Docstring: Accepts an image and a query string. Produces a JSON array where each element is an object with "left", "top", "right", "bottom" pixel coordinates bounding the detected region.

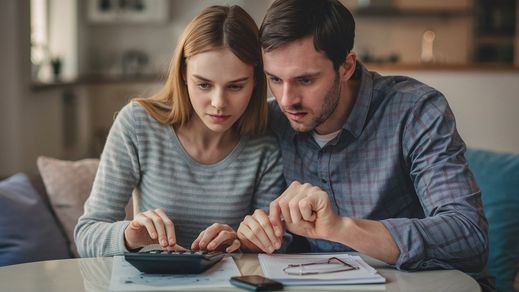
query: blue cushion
[
  {"left": 0, "top": 173, "right": 69, "bottom": 266},
  {"left": 465, "top": 149, "right": 519, "bottom": 292}
]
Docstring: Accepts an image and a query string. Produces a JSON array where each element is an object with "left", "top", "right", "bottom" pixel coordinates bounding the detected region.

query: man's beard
[{"left": 285, "top": 73, "right": 341, "bottom": 133}]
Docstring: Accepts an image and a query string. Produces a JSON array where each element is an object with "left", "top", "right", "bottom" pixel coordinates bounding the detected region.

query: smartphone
[{"left": 230, "top": 275, "right": 283, "bottom": 291}]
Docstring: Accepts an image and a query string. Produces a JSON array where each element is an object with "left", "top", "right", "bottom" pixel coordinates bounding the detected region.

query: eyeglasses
[{"left": 282, "top": 257, "right": 359, "bottom": 276}]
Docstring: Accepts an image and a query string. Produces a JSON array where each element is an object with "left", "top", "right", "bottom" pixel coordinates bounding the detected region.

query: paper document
[
  {"left": 109, "top": 256, "right": 240, "bottom": 291},
  {"left": 259, "top": 253, "right": 385, "bottom": 286}
]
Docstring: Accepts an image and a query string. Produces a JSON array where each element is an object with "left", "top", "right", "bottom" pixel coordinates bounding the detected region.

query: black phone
[{"left": 230, "top": 275, "right": 284, "bottom": 291}]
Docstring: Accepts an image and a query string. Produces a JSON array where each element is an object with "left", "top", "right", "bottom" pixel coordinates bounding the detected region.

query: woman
[{"left": 74, "top": 5, "right": 284, "bottom": 257}]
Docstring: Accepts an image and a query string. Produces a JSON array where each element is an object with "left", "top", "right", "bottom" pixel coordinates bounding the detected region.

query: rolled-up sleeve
[{"left": 382, "top": 91, "right": 488, "bottom": 272}]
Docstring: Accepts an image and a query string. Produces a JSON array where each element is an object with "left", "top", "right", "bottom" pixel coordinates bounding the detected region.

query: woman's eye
[{"left": 197, "top": 83, "right": 210, "bottom": 90}]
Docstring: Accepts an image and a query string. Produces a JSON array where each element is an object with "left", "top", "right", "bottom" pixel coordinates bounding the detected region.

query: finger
[
  {"left": 200, "top": 224, "right": 229, "bottom": 250},
  {"left": 144, "top": 210, "right": 168, "bottom": 247},
  {"left": 237, "top": 223, "right": 269, "bottom": 253},
  {"left": 135, "top": 213, "right": 158, "bottom": 241},
  {"left": 244, "top": 217, "right": 275, "bottom": 253},
  {"left": 168, "top": 243, "right": 187, "bottom": 252},
  {"left": 268, "top": 201, "right": 283, "bottom": 237},
  {"left": 191, "top": 230, "right": 205, "bottom": 250},
  {"left": 155, "top": 208, "right": 177, "bottom": 246},
  {"left": 278, "top": 196, "right": 292, "bottom": 224},
  {"left": 226, "top": 239, "right": 241, "bottom": 253},
  {"left": 288, "top": 193, "right": 305, "bottom": 224},
  {"left": 299, "top": 197, "right": 316, "bottom": 221},
  {"left": 254, "top": 209, "right": 281, "bottom": 249},
  {"left": 207, "top": 230, "right": 235, "bottom": 251}
]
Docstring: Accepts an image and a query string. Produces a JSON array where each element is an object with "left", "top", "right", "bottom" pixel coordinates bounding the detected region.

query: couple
[{"left": 75, "top": 0, "right": 487, "bottom": 274}]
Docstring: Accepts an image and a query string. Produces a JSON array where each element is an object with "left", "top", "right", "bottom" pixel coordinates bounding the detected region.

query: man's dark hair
[{"left": 260, "top": 0, "right": 355, "bottom": 70}]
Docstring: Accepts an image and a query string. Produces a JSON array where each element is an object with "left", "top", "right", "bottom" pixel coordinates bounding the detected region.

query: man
[{"left": 237, "top": 0, "right": 488, "bottom": 273}]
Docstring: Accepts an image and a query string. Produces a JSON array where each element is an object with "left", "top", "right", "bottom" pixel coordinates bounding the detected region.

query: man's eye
[
  {"left": 269, "top": 76, "right": 281, "bottom": 84},
  {"left": 298, "top": 78, "right": 312, "bottom": 85},
  {"left": 228, "top": 84, "right": 244, "bottom": 91},
  {"left": 197, "top": 83, "right": 210, "bottom": 90}
]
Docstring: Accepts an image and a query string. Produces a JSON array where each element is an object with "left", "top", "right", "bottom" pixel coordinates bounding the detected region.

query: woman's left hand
[{"left": 191, "top": 223, "right": 240, "bottom": 253}]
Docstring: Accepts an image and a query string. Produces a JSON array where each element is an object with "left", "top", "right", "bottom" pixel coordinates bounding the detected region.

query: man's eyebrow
[{"left": 192, "top": 75, "right": 249, "bottom": 83}]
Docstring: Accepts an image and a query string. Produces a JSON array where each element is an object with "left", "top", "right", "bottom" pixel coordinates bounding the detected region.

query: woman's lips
[{"left": 208, "top": 114, "right": 231, "bottom": 123}]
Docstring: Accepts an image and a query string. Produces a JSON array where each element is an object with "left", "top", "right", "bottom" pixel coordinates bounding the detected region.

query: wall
[
  {"left": 377, "top": 69, "right": 519, "bottom": 154},
  {"left": 0, "top": 0, "right": 89, "bottom": 177},
  {"left": 0, "top": 0, "right": 21, "bottom": 176}
]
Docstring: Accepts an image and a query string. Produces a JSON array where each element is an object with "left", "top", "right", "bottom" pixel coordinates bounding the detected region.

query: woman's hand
[
  {"left": 124, "top": 208, "right": 186, "bottom": 251},
  {"left": 191, "top": 223, "right": 240, "bottom": 253},
  {"left": 237, "top": 209, "right": 283, "bottom": 254}
]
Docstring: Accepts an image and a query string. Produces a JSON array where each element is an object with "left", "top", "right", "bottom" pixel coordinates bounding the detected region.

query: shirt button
[{"left": 321, "top": 178, "right": 327, "bottom": 184}]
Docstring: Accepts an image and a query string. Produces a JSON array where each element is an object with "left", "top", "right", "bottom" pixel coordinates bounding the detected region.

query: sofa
[{"left": 0, "top": 150, "right": 518, "bottom": 291}]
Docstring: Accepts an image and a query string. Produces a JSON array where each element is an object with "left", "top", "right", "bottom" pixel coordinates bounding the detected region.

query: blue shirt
[{"left": 269, "top": 62, "right": 488, "bottom": 272}]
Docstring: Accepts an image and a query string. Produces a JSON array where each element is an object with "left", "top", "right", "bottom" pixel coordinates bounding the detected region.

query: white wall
[{"left": 377, "top": 69, "right": 519, "bottom": 154}]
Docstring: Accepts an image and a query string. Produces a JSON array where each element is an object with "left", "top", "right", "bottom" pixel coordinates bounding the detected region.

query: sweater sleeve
[
  {"left": 74, "top": 103, "right": 141, "bottom": 257},
  {"left": 251, "top": 136, "right": 285, "bottom": 212}
]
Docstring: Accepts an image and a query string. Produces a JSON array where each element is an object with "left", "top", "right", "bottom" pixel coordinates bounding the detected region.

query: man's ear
[{"left": 338, "top": 52, "right": 357, "bottom": 81}]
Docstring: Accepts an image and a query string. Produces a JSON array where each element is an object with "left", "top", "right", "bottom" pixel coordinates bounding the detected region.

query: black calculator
[{"left": 124, "top": 249, "right": 226, "bottom": 274}]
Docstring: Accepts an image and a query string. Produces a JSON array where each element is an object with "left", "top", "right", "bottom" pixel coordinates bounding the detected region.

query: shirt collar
[{"left": 341, "top": 61, "right": 374, "bottom": 139}]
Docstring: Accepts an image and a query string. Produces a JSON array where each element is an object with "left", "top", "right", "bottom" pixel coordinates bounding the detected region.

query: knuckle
[
  {"left": 278, "top": 197, "right": 288, "bottom": 208},
  {"left": 288, "top": 200, "right": 299, "bottom": 209}
]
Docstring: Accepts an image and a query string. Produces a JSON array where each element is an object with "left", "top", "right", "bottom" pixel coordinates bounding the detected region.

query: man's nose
[{"left": 279, "top": 83, "right": 300, "bottom": 108}]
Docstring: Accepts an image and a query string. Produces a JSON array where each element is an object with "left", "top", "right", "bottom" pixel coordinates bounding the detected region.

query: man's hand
[
  {"left": 237, "top": 209, "right": 283, "bottom": 254},
  {"left": 269, "top": 181, "right": 342, "bottom": 241},
  {"left": 124, "top": 208, "right": 186, "bottom": 251},
  {"left": 191, "top": 223, "right": 240, "bottom": 253}
]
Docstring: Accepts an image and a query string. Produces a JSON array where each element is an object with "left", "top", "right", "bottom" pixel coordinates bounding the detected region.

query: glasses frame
[{"left": 282, "top": 256, "right": 359, "bottom": 276}]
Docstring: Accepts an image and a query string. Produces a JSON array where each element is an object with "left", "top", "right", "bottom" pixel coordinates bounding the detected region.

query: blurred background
[{"left": 1, "top": 0, "right": 518, "bottom": 177}]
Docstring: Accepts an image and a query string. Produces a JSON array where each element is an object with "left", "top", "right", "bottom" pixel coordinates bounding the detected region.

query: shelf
[
  {"left": 364, "top": 62, "right": 519, "bottom": 72},
  {"left": 31, "top": 73, "right": 164, "bottom": 90},
  {"left": 353, "top": 8, "right": 472, "bottom": 18}
]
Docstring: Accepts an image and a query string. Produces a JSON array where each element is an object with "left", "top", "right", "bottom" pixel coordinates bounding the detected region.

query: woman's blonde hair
[{"left": 134, "top": 5, "right": 268, "bottom": 135}]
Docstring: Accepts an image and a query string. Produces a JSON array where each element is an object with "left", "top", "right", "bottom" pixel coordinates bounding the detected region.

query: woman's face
[{"left": 185, "top": 47, "right": 254, "bottom": 134}]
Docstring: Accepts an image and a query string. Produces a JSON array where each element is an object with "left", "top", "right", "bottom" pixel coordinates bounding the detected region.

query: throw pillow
[
  {"left": 465, "top": 148, "right": 519, "bottom": 292},
  {"left": 0, "top": 173, "right": 70, "bottom": 266},
  {"left": 37, "top": 156, "right": 100, "bottom": 257}
]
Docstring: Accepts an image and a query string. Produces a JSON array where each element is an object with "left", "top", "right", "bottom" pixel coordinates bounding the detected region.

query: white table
[{"left": 0, "top": 253, "right": 480, "bottom": 291}]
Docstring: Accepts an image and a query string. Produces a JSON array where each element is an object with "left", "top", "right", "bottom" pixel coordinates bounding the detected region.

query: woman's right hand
[{"left": 124, "top": 208, "right": 186, "bottom": 251}]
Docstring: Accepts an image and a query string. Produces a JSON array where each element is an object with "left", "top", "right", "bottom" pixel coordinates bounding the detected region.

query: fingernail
[
  {"left": 200, "top": 241, "right": 205, "bottom": 247},
  {"left": 161, "top": 239, "right": 167, "bottom": 246},
  {"left": 208, "top": 243, "right": 214, "bottom": 249}
]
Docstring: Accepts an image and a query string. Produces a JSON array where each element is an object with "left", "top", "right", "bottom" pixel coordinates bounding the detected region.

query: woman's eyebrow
[{"left": 192, "top": 75, "right": 250, "bottom": 83}]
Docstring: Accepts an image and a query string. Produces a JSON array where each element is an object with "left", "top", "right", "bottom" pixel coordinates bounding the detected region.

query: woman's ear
[{"left": 339, "top": 52, "right": 357, "bottom": 81}]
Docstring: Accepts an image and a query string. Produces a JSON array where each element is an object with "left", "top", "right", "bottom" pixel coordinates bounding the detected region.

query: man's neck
[{"left": 314, "top": 79, "right": 360, "bottom": 135}]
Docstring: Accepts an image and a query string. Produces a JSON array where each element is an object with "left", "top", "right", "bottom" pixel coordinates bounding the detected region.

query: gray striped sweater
[{"left": 74, "top": 102, "right": 285, "bottom": 257}]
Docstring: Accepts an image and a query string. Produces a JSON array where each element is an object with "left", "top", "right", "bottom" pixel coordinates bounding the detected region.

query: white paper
[
  {"left": 109, "top": 255, "right": 240, "bottom": 291},
  {"left": 259, "top": 253, "right": 386, "bottom": 285}
]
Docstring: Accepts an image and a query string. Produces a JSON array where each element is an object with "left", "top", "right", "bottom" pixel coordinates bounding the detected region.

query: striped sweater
[{"left": 74, "top": 102, "right": 285, "bottom": 257}]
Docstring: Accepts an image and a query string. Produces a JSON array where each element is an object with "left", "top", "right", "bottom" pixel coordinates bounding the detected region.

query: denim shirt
[{"left": 269, "top": 62, "right": 488, "bottom": 272}]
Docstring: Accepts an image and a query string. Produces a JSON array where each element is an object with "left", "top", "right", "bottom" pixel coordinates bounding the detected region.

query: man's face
[{"left": 263, "top": 36, "right": 343, "bottom": 133}]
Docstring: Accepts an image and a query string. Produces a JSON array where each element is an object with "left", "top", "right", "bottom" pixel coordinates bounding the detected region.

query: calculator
[{"left": 124, "top": 249, "right": 226, "bottom": 274}]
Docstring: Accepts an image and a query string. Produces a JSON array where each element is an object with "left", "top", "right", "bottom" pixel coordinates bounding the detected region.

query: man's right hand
[
  {"left": 237, "top": 209, "right": 283, "bottom": 254},
  {"left": 124, "top": 208, "right": 186, "bottom": 251}
]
